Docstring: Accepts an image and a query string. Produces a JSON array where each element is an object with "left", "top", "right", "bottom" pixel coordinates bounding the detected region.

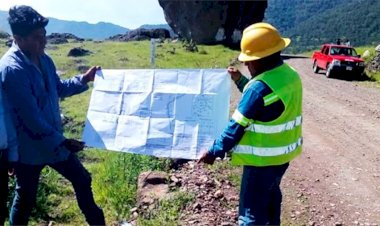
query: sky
[{"left": 0, "top": 0, "right": 167, "bottom": 29}]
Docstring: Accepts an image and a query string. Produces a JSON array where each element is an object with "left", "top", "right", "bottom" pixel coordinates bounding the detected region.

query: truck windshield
[{"left": 330, "top": 47, "right": 358, "bottom": 57}]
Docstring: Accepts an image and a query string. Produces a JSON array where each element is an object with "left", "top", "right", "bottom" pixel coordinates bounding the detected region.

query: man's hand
[
  {"left": 82, "top": 66, "right": 101, "bottom": 83},
  {"left": 227, "top": 66, "right": 242, "bottom": 82},
  {"left": 197, "top": 150, "right": 216, "bottom": 165},
  {"left": 62, "top": 138, "right": 85, "bottom": 153}
]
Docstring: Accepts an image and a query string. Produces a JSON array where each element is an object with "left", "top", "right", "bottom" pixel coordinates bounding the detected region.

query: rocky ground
[
  {"left": 174, "top": 161, "right": 239, "bottom": 226},
  {"left": 135, "top": 58, "right": 380, "bottom": 226}
]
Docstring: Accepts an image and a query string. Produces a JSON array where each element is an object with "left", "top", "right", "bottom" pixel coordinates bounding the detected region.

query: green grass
[
  {"left": 46, "top": 40, "right": 239, "bottom": 73},
  {"left": 137, "top": 191, "right": 194, "bottom": 226}
]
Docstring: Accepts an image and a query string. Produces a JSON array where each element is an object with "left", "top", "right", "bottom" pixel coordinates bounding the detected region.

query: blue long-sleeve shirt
[
  {"left": 208, "top": 70, "right": 285, "bottom": 159},
  {"left": 0, "top": 78, "right": 18, "bottom": 162},
  {"left": 0, "top": 43, "right": 89, "bottom": 165}
]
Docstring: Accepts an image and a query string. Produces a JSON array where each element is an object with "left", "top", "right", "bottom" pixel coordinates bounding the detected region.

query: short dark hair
[{"left": 8, "top": 5, "right": 49, "bottom": 37}]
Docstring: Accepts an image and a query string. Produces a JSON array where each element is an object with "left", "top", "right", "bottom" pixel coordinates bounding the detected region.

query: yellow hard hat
[{"left": 238, "top": 22, "right": 291, "bottom": 62}]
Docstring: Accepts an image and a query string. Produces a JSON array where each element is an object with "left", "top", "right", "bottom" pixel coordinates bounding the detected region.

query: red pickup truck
[{"left": 311, "top": 44, "right": 365, "bottom": 78}]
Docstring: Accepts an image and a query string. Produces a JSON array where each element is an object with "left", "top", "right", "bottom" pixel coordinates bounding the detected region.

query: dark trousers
[
  {"left": 0, "top": 150, "right": 8, "bottom": 225},
  {"left": 9, "top": 154, "right": 105, "bottom": 226},
  {"left": 238, "top": 163, "right": 289, "bottom": 226}
]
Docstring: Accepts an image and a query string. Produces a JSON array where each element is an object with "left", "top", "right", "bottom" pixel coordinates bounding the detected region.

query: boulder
[
  {"left": 108, "top": 28, "right": 171, "bottom": 42},
  {"left": 158, "top": 0, "right": 267, "bottom": 46},
  {"left": 137, "top": 171, "right": 170, "bottom": 207},
  {"left": 67, "top": 47, "right": 92, "bottom": 57}
]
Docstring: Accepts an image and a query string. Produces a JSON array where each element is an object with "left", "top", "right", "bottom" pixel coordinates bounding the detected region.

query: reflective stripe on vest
[
  {"left": 232, "top": 109, "right": 302, "bottom": 134},
  {"left": 234, "top": 137, "right": 302, "bottom": 156},
  {"left": 246, "top": 115, "right": 302, "bottom": 134}
]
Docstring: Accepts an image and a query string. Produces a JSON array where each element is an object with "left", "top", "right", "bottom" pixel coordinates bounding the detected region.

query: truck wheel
[
  {"left": 313, "top": 60, "right": 320, "bottom": 73},
  {"left": 326, "top": 63, "right": 333, "bottom": 78}
]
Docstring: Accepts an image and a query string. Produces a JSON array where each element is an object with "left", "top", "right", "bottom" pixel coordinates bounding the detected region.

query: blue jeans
[
  {"left": 0, "top": 149, "right": 8, "bottom": 225},
  {"left": 9, "top": 153, "right": 105, "bottom": 225},
  {"left": 238, "top": 163, "right": 289, "bottom": 226}
]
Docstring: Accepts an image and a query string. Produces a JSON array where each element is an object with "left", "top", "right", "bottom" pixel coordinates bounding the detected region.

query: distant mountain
[
  {"left": 0, "top": 10, "right": 129, "bottom": 40},
  {"left": 265, "top": 0, "right": 380, "bottom": 53},
  {"left": 47, "top": 18, "right": 129, "bottom": 40}
]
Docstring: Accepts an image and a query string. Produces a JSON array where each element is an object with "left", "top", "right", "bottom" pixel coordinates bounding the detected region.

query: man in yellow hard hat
[{"left": 199, "top": 22, "right": 303, "bottom": 225}]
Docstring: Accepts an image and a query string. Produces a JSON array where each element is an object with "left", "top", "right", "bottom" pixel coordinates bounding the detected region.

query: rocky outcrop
[
  {"left": 47, "top": 33, "right": 81, "bottom": 40},
  {"left": 108, "top": 28, "right": 171, "bottom": 42},
  {"left": 47, "top": 33, "right": 84, "bottom": 44},
  {"left": 158, "top": 0, "right": 267, "bottom": 47},
  {"left": 366, "top": 44, "right": 380, "bottom": 73}
]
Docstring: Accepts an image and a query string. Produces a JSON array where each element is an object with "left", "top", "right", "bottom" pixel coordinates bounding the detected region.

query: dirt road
[{"left": 280, "top": 58, "right": 380, "bottom": 225}]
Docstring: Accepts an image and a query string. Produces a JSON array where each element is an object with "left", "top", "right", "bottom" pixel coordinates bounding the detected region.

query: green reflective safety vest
[{"left": 231, "top": 63, "right": 303, "bottom": 166}]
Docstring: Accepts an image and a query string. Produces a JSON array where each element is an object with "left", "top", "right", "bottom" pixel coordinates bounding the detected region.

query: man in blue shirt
[
  {"left": 199, "top": 23, "right": 303, "bottom": 225},
  {"left": 0, "top": 71, "right": 18, "bottom": 225},
  {"left": 0, "top": 5, "right": 105, "bottom": 225}
]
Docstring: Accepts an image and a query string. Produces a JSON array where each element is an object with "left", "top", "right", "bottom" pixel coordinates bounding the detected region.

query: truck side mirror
[{"left": 357, "top": 55, "right": 361, "bottom": 58}]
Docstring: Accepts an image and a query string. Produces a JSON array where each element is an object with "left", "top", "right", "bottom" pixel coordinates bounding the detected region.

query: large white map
[{"left": 82, "top": 69, "right": 230, "bottom": 159}]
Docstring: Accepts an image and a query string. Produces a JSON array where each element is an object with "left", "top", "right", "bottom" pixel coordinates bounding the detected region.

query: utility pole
[{"left": 150, "top": 38, "right": 158, "bottom": 68}]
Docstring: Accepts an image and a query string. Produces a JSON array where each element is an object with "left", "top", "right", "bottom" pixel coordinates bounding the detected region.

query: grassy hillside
[
  {"left": 0, "top": 39, "right": 239, "bottom": 225},
  {"left": 265, "top": 0, "right": 358, "bottom": 33},
  {"left": 265, "top": 0, "right": 380, "bottom": 53}
]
